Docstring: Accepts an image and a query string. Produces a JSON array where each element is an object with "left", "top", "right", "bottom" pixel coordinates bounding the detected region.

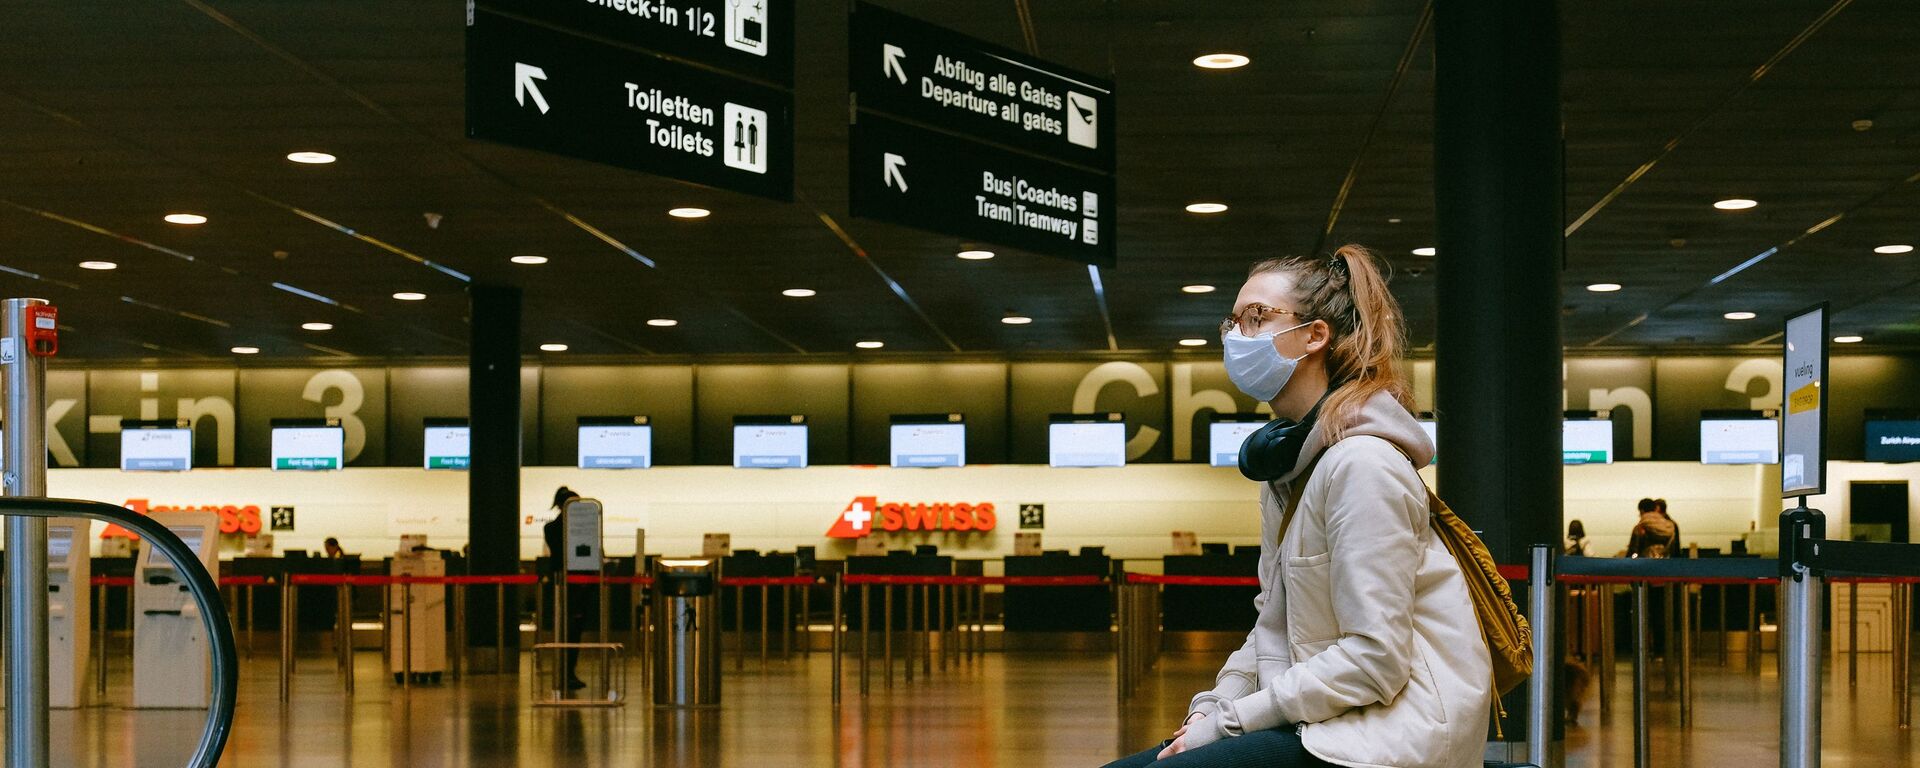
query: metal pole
[
  {"left": 1633, "top": 582, "right": 1649, "bottom": 768},
  {"left": 3, "top": 296, "right": 52, "bottom": 768},
  {"left": 495, "top": 583, "right": 508, "bottom": 675},
  {"left": 1847, "top": 580, "right": 1857, "bottom": 687},
  {"left": 733, "top": 585, "right": 745, "bottom": 672},
  {"left": 1896, "top": 582, "right": 1911, "bottom": 730},
  {"left": 1748, "top": 583, "right": 1761, "bottom": 673},
  {"left": 759, "top": 583, "right": 769, "bottom": 669},
  {"left": 1599, "top": 583, "right": 1613, "bottom": 717},
  {"left": 859, "top": 583, "right": 871, "bottom": 697},
  {"left": 453, "top": 583, "right": 466, "bottom": 680},
  {"left": 1115, "top": 582, "right": 1129, "bottom": 700},
  {"left": 94, "top": 583, "right": 107, "bottom": 699},
  {"left": 800, "top": 583, "right": 811, "bottom": 657},
  {"left": 884, "top": 585, "right": 894, "bottom": 689},
  {"left": 280, "top": 580, "right": 297, "bottom": 702},
  {"left": 1527, "top": 545, "right": 1553, "bottom": 768},
  {"left": 341, "top": 584, "right": 354, "bottom": 693},
  {"left": 1779, "top": 505, "right": 1824, "bottom": 768},
  {"left": 402, "top": 582, "right": 414, "bottom": 690},
  {"left": 903, "top": 585, "right": 914, "bottom": 683},
  {"left": 830, "top": 574, "right": 842, "bottom": 704},
  {"left": 1680, "top": 583, "right": 1693, "bottom": 726}
]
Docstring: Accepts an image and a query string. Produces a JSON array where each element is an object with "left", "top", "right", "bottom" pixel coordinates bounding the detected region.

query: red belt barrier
[
  {"left": 1123, "top": 574, "right": 1258, "bottom": 587},
  {"left": 89, "top": 576, "right": 134, "bottom": 587},
  {"left": 1559, "top": 575, "right": 1774, "bottom": 586},
  {"left": 565, "top": 574, "right": 656, "bottom": 586},
  {"left": 1828, "top": 575, "right": 1920, "bottom": 584},
  {"left": 287, "top": 574, "right": 539, "bottom": 587},
  {"left": 219, "top": 575, "right": 274, "bottom": 587},
  {"left": 719, "top": 576, "right": 815, "bottom": 587},
  {"left": 1497, "top": 565, "right": 1530, "bottom": 581},
  {"left": 841, "top": 574, "right": 1106, "bottom": 587}
]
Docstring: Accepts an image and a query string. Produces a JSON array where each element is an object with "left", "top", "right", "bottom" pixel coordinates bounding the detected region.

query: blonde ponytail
[{"left": 1247, "top": 244, "right": 1413, "bottom": 440}]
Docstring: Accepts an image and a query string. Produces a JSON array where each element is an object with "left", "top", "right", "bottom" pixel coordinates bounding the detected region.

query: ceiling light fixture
[
  {"left": 230, "top": 346, "right": 260, "bottom": 355},
  {"left": 855, "top": 340, "right": 885, "bottom": 349},
  {"left": 539, "top": 343, "right": 569, "bottom": 352},
  {"left": 1178, "top": 338, "right": 1208, "bottom": 347},
  {"left": 1181, "top": 284, "right": 1216, "bottom": 294},
  {"left": 78, "top": 260, "right": 117, "bottom": 271},
  {"left": 1834, "top": 335, "right": 1864, "bottom": 344},
  {"left": 957, "top": 250, "right": 996, "bottom": 260},
  {"left": 782, "top": 288, "right": 817, "bottom": 298},
  {"left": 667, "top": 207, "right": 711, "bottom": 219},
  {"left": 1712, "top": 198, "right": 1758, "bottom": 211},
  {"left": 1001, "top": 314, "right": 1033, "bottom": 326},
  {"left": 301, "top": 322, "right": 334, "bottom": 331},
  {"left": 1184, "top": 202, "right": 1229, "bottom": 214},
  {"left": 509, "top": 255, "right": 549, "bottom": 265},
  {"left": 1586, "top": 283, "right": 1623, "bottom": 293},
  {"left": 392, "top": 291, "right": 426, "bottom": 301},
  {"left": 1723, "top": 312, "right": 1757, "bottom": 321},
  {"left": 1192, "top": 53, "right": 1250, "bottom": 70},
  {"left": 1874, "top": 244, "right": 1913, "bottom": 255},
  {"left": 646, "top": 318, "right": 678, "bottom": 327},
  {"left": 285, "top": 151, "right": 336, "bottom": 164},
  {"left": 164, "top": 213, "right": 208, "bottom": 225},
  {"left": 1412, "top": 247, "right": 1437, "bottom": 257}
]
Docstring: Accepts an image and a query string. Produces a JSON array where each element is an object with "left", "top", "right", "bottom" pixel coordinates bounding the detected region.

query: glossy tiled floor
[{"left": 40, "top": 642, "right": 1919, "bottom": 767}]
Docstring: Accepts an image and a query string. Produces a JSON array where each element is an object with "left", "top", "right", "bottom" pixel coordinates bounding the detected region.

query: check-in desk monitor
[
  {"left": 1864, "top": 410, "right": 1920, "bottom": 463},
  {"left": 1562, "top": 417, "right": 1614, "bottom": 465},
  {"left": 1049, "top": 413, "right": 1127, "bottom": 468},
  {"left": 48, "top": 519, "right": 94, "bottom": 708},
  {"left": 890, "top": 414, "right": 965, "bottom": 468},
  {"left": 423, "top": 418, "right": 470, "bottom": 470},
  {"left": 271, "top": 418, "right": 344, "bottom": 470},
  {"left": 133, "top": 512, "right": 219, "bottom": 709},
  {"left": 1207, "top": 414, "right": 1268, "bottom": 468},
  {"left": 579, "top": 416, "right": 653, "bottom": 468},
  {"left": 120, "top": 421, "right": 192, "bottom": 472},
  {"left": 734, "top": 415, "right": 808, "bottom": 468},
  {"left": 1701, "top": 411, "right": 1779, "bottom": 465}
]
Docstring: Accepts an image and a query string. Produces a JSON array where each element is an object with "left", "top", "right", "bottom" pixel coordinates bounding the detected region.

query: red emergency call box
[{"left": 25, "top": 304, "right": 56, "bottom": 356}]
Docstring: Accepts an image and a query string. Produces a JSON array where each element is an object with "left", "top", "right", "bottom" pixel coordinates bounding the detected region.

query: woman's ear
[{"left": 1304, "top": 319, "right": 1334, "bottom": 354}]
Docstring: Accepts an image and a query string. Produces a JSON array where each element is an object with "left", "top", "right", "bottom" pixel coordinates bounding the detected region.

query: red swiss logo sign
[{"left": 826, "top": 496, "right": 996, "bottom": 539}]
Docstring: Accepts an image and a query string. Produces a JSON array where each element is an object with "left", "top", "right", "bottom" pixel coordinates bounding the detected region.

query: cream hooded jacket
[{"left": 1184, "top": 392, "right": 1492, "bottom": 768}]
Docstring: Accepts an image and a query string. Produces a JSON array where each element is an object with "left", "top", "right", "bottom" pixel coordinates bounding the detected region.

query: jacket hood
[{"left": 1274, "top": 389, "right": 1433, "bottom": 484}]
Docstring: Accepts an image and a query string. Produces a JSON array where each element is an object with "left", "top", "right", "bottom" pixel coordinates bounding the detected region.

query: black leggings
[{"left": 1102, "top": 728, "right": 1335, "bottom": 768}]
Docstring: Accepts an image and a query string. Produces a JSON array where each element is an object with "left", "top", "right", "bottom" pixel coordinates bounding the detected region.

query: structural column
[
  {"left": 1433, "top": 0, "right": 1565, "bottom": 755},
  {"left": 468, "top": 284, "right": 523, "bottom": 670}
]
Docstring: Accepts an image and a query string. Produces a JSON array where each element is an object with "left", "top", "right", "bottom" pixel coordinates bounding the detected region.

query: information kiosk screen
[
  {"left": 1701, "top": 416, "right": 1779, "bottom": 465},
  {"left": 579, "top": 421, "right": 654, "bottom": 468},
  {"left": 423, "top": 422, "right": 470, "bottom": 470},
  {"left": 271, "top": 426, "right": 344, "bottom": 470},
  {"left": 890, "top": 415, "right": 965, "bottom": 468},
  {"left": 121, "top": 427, "right": 192, "bottom": 472},
  {"left": 1563, "top": 420, "right": 1614, "bottom": 465},
  {"left": 1049, "top": 417, "right": 1126, "bottom": 468},
  {"left": 734, "top": 417, "right": 808, "bottom": 468}
]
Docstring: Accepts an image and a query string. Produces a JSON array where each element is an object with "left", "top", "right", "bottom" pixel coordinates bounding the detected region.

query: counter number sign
[{"left": 1019, "top": 504, "right": 1045, "bottom": 530}]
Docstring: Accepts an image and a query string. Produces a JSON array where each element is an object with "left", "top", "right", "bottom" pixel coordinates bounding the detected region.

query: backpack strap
[{"left": 1274, "top": 452, "right": 1324, "bottom": 549}]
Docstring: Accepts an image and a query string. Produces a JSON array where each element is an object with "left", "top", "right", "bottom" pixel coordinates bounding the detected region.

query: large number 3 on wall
[{"left": 303, "top": 370, "right": 366, "bottom": 462}]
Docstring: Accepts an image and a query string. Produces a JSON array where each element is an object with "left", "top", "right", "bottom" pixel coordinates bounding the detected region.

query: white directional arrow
[
  {"left": 515, "top": 62, "right": 550, "bottom": 114},
  {"left": 882, "top": 153, "right": 908, "bottom": 192},
  {"left": 882, "top": 44, "right": 908, "bottom": 85}
]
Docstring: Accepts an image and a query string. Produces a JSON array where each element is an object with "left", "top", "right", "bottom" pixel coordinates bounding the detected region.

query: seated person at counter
[
  {"left": 1105, "top": 246, "right": 1491, "bottom": 768},
  {"left": 322, "top": 537, "right": 346, "bottom": 559}
]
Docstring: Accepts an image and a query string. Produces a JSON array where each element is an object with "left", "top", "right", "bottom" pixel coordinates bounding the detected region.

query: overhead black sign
[
  {"left": 466, "top": 9, "right": 793, "bottom": 200},
  {"left": 850, "top": 2, "right": 1114, "bottom": 173},
  {"left": 851, "top": 114, "right": 1114, "bottom": 267},
  {"left": 478, "top": 0, "right": 794, "bottom": 85}
]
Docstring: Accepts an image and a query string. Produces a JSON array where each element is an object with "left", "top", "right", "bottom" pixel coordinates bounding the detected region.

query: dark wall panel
[
  {"left": 849, "top": 363, "right": 1009, "bottom": 465},
  {"left": 694, "top": 364, "right": 850, "bottom": 466},
  {"left": 540, "top": 365, "right": 695, "bottom": 466},
  {"left": 1009, "top": 361, "right": 1170, "bottom": 464},
  {"left": 237, "top": 369, "right": 388, "bottom": 467}
]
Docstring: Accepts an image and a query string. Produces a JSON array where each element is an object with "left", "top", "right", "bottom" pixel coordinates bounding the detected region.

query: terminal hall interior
[{"left": 0, "top": 1, "right": 1918, "bottom": 767}]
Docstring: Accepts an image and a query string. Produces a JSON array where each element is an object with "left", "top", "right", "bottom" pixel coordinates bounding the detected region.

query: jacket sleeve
[
  {"left": 1187, "top": 587, "right": 1268, "bottom": 720},
  {"left": 1187, "top": 439, "right": 1423, "bottom": 747}
]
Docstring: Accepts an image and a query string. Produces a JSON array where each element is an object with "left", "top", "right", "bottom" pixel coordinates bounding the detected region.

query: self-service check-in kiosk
[
  {"left": 388, "top": 534, "right": 446, "bottom": 684},
  {"left": 48, "top": 518, "right": 93, "bottom": 709},
  {"left": 133, "top": 511, "right": 218, "bottom": 709}
]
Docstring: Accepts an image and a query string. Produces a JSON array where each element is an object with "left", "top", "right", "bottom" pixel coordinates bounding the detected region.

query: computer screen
[
  {"left": 1701, "top": 417, "right": 1779, "bottom": 465},
  {"left": 48, "top": 526, "right": 73, "bottom": 562},
  {"left": 1048, "top": 418, "right": 1127, "bottom": 468},
  {"left": 1207, "top": 416, "right": 1267, "bottom": 468},
  {"left": 734, "top": 418, "right": 808, "bottom": 468},
  {"left": 121, "top": 427, "right": 192, "bottom": 471},
  {"left": 423, "top": 423, "right": 470, "bottom": 470},
  {"left": 1562, "top": 420, "right": 1614, "bottom": 465},
  {"left": 578, "top": 420, "right": 653, "bottom": 468},
  {"left": 142, "top": 527, "right": 204, "bottom": 568},
  {"left": 890, "top": 416, "right": 966, "bottom": 468},
  {"left": 1864, "top": 417, "right": 1920, "bottom": 463},
  {"left": 271, "top": 426, "right": 344, "bottom": 470}
]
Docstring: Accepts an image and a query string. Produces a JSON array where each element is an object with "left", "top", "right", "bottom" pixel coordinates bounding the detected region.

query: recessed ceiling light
[
  {"left": 301, "top": 322, "right": 334, "bottom": 331},
  {"left": 646, "top": 318, "right": 678, "bottom": 327},
  {"left": 164, "top": 213, "right": 208, "bottom": 225},
  {"left": 392, "top": 291, "right": 426, "bottom": 301},
  {"left": 286, "top": 151, "right": 336, "bottom": 165},
  {"left": 855, "top": 340, "right": 885, "bottom": 349},
  {"left": 1412, "top": 246, "right": 1437, "bottom": 257},
  {"left": 1181, "top": 284, "right": 1216, "bottom": 294},
  {"left": 1834, "top": 335, "right": 1864, "bottom": 344},
  {"left": 1874, "top": 244, "right": 1913, "bottom": 255},
  {"left": 1586, "top": 283, "right": 1623, "bottom": 293},
  {"left": 1192, "top": 53, "right": 1250, "bottom": 70},
  {"left": 1712, "top": 198, "right": 1758, "bottom": 211},
  {"left": 1723, "top": 312, "right": 1757, "bottom": 321},
  {"left": 230, "top": 346, "right": 260, "bottom": 355},
  {"left": 1184, "top": 202, "right": 1229, "bottom": 214},
  {"left": 539, "top": 343, "right": 569, "bottom": 352},
  {"left": 509, "top": 255, "right": 549, "bottom": 265},
  {"left": 1001, "top": 314, "right": 1033, "bottom": 325},
  {"left": 1387, "top": 218, "right": 1403, "bottom": 224},
  {"left": 1178, "top": 338, "right": 1208, "bottom": 347},
  {"left": 78, "top": 260, "right": 117, "bottom": 271},
  {"left": 668, "top": 207, "right": 711, "bottom": 219},
  {"left": 782, "top": 288, "right": 817, "bottom": 298},
  {"left": 957, "top": 249, "right": 996, "bottom": 260}
]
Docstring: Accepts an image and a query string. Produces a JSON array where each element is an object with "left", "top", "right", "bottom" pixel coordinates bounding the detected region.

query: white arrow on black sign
[
  {"left": 882, "top": 44, "right": 908, "bottom": 85},
  {"left": 882, "top": 153, "right": 908, "bottom": 191},
  {"left": 515, "top": 62, "right": 550, "bottom": 114}
]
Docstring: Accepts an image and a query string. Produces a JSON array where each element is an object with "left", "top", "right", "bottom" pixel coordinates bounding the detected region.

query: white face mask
[{"left": 1221, "top": 321, "right": 1312, "bottom": 402}]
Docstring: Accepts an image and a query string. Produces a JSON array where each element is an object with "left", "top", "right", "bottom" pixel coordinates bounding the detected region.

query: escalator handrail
[{"left": 0, "top": 497, "right": 235, "bottom": 768}]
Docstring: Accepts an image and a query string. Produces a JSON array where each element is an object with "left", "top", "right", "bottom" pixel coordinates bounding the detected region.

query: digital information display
[
  {"left": 579, "top": 424, "right": 654, "bottom": 469},
  {"left": 1864, "top": 418, "right": 1920, "bottom": 463},
  {"left": 1563, "top": 420, "right": 1614, "bottom": 465},
  {"left": 121, "top": 428, "right": 192, "bottom": 472},
  {"left": 890, "top": 422, "right": 965, "bottom": 468},
  {"left": 1049, "top": 421, "right": 1127, "bottom": 468},
  {"left": 1208, "top": 419, "right": 1266, "bottom": 468},
  {"left": 734, "top": 423, "right": 808, "bottom": 468},
  {"left": 1701, "top": 418, "right": 1779, "bottom": 465},
  {"left": 144, "top": 527, "right": 205, "bottom": 568},
  {"left": 271, "top": 427, "right": 344, "bottom": 471},
  {"left": 423, "top": 425, "right": 470, "bottom": 470}
]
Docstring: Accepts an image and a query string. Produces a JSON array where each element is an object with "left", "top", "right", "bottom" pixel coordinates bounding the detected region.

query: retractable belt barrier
[
  {"left": 278, "top": 572, "right": 541, "bottom": 698},
  {"left": 1781, "top": 535, "right": 1920, "bottom": 767},
  {"left": 713, "top": 575, "right": 820, "bottom": 672}
]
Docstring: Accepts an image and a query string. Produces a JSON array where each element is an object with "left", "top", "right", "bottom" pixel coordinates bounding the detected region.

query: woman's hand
[{"left": 1156, "top": 734, "right": 1189, "bottom": 760}]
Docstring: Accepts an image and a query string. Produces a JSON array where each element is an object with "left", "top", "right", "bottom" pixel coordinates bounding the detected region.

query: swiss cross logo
[{"left": 826, "top": 496, "right": 880, "bottom": 539}]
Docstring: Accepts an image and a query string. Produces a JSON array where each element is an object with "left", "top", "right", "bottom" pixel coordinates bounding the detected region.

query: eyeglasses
[{"left": 1220, "top": 304, "right": 1310, "bottom": 338}]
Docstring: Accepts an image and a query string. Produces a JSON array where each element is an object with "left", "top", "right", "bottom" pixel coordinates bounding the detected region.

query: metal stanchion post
[
  {"left": 1748, "top": 583, "right": 1760, "bottom": 673},
  {"left": 1527, "top": 546, "right": 1553, "bottom": 768},
  {"left": 903, "top": 585, "right": 915, "bottom": 683},
  {"left": 1115, "top": 582, "right": 1129, "bottom": 701},
  {"left": 1848, "top": 580, "right": 1858, "bottom": 687},
  {"left": 1896, "top": 582, "right": 1911, "bottom": 729},
  {"left": 281, "top": 580, "right": 296, "bottom": 702},
  {"left": 1717, "top": 584, "right": 1728, "bottom": 665},
  {"left": 884, "top": 585, "right": 894, "bottom": 689},
  {"left": 938, "top": 584, "right": 948, "bottom": 672},
  {"left": 860, "top": 583, "right": 871, "bottom": 697},
  {"left": 800, "top": 582, "right": 812, "bottom": 657},
  {"left": 920, "top": 584, "right": 932, "bottom": 677},
  {"left": 453, "top": 583, "right": 466, "bottom": 681},
  {"left": 1679, "top": 583, "right": 1693, "bottom": 726},
  {"left": 495, "top": 583, "right": 508, "bottom": 675},
  {"left": 831, "top": 575, "right": 843, "bottom": 704},
  {"left": 1632, "top": 582, "right": 1649, "bottom": 768},
  {"left": 245, "top": 585, "right": 255, "bottom": 661},
  {"left": 759, "top": 583, "right": 770, "bottom": 669},
  {"left": 734, "top": 584, "right": 745, "bottom": 673},
  {"left": 340, "top": 583, "right": 354, "bottom": 693},
  {"left": 95, "top": 583, "right": 108, "bottom": 698},
  {"left": 402, "top": 582, "right": 414, "bottom": 690},
  {"left": 783, "top": 584, "right": 793, "bottom": 660},
  {"left": 1599, "top": 583, "right": 1614, "bottom": 717},
  {"left": 1779, "top": 505, "right": 1824, "bottom": 768}
]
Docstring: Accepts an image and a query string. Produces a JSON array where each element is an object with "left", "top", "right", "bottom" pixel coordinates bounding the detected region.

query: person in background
[
  {"left": 1565, "top": 520, "right": 1593, "bottom": 557},
  {"left": 323, "top": 537, "right": 345, "bottom": 559},
  {"left": 545, "top": 486, "right": 588, "bottom": 690},
  {"left": 1627, "top": 498, "right": 1679, "bottom": 558}
]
